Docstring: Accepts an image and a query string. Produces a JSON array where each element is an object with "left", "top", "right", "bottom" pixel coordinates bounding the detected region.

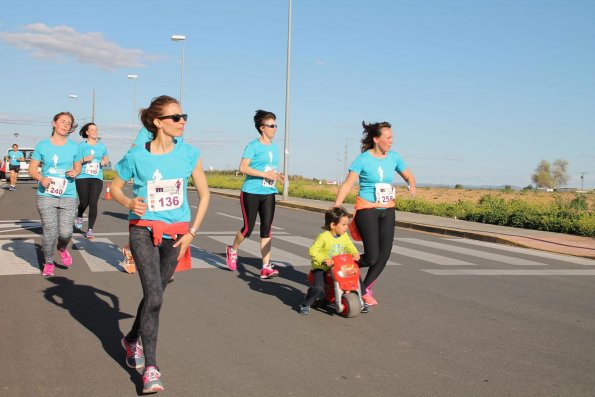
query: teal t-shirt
[
  {"left": 115, "top": 142, "right": 199, "bottom": 223},
  {"left": 77, "top": 141, "right": 108, "bottom": 180},
  {"left": 32, "top": 138, "right": 79, "bottom": 198},
  {"left": 349, "top": 150, "right": 407, "bottom": 203},
  {"left": 240, "top": 139, "right": 280, "bottom": 195},
  {"left": 8, "top": 150, "right": 24, "bottom": 165},
  {"left": 133, "top": 127, "right": 183, "bottom": 146}
]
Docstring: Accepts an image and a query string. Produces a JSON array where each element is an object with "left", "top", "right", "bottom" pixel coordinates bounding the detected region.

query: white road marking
[
  {"left": 72, "top": 237, "right": 125, "bottom": 272},
  {"left": 398, "top": 238, "right": 546, "bottom": 266},
  {"left": 208, "top": 235, "right": 307, "bottom": 268},
  {"left": 422, "top": 269, "right": 595, "bottom": 276},
  {"left": 450, "top": 238, "right": 595, "bottom": 266},
  {"left": 0, "top": 239, "right": 40, "bottom": 275}
]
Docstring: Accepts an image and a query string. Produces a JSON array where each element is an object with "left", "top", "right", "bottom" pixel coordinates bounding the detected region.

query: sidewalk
[{"left": 211, "top": 188, "right": 595, "bottom": 260}]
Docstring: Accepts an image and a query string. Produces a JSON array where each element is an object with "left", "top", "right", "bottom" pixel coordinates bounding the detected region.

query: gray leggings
[
  {"left": 125, "top": 226, "right": 180, "bottom": 367},
  {"left": 36, "top": 195, "right": 77, "bottom": 264}
]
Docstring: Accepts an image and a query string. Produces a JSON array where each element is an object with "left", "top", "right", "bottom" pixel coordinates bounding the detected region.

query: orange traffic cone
[{"left": 105, "top": 181, "right": 112, "bottom": 200}]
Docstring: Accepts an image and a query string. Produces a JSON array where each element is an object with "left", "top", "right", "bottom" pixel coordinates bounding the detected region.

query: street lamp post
[
  {"left": 282, "top": 0, "right": 292, "bottom": 200},
  {"left": 127, "top": 74, "right": 138, "bottom": 143},
  {"left": 68, "top": 90, "right": 96, "bottom": 122},
  {"left": 171, "top": 35, "right": 186, "bottom": 103}
]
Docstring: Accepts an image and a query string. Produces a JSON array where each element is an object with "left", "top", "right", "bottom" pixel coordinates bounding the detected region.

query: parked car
[{"left": 0, "top": 147, "right": 36, "bottom": 181}]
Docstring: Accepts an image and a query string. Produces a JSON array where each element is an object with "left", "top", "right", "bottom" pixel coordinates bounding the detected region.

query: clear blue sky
[{"left": 1, "top": 0, "right": 594, "bottom": 188}]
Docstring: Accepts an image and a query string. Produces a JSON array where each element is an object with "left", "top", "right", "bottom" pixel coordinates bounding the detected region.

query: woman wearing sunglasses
[
  {"left": 333, "top": 121, "right": 416, "bottom": 307},
  {"left": 225, "top": 109, "right": 285, "bottom": 278},
  {"left": 110, "top": 95, "right": 210, "bottom": 394},
  {"left": 122, "top": 124, "right": 185, "bottom": 276}
]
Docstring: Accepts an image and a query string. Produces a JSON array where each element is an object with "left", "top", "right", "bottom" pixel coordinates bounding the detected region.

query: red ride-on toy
[{"left": 308, "top": 253, "right": 364, "bottom": 318}]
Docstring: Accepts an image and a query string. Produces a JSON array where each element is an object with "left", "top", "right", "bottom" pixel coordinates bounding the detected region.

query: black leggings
[
  {"left": 355, "top": 208, "right": 395, "bottom": 291},
  {"left": 239, "top": 192, "right": 276, "bottom": 238},
  {"left": 125, "top": 226, "right": 180, "bottom": 367},
  {"left": 75, "top": 178, "right": 103, "bottom": 229},
  {"left": 303, "top": 270, "right": 326, "bottom": 306}
]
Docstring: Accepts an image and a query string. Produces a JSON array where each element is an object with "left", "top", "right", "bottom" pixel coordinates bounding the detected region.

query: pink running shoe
[
  {"left": 42, "top": 263, "right": 55, "bottom": 277},
  {"left": 58, "top": 248, "right": 72, "bottom": 267},
  {"left": 225, "top": 246, "right": 237, "bottom": 271},
  {"left": 121, "top": 337, "right": 145, "bottom": 369},
  {"left": 362, "top": 292, "right": 378, "bottom": 306},
  {"left": 260, "top": 264, "right": 279, "bottom": 279},
  {"left": 143, "top": 366, "right": 164, "bottom": 393}
]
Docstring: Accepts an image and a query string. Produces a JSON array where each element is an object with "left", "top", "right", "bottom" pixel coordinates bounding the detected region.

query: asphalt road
[{"left": 1, "top": 182, "right": 594, "bottom": 396}]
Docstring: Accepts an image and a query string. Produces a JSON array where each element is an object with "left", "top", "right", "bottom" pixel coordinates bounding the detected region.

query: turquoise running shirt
[
  {"left": 77, "top": 141, "right": 108, "bottom": 180},
  {"left": 8, "top": 150, "right": 24, "bottom": 166},
  {"left": 115, "top": 142, "right": 199, "bottom": 223},
  {"left": 240, "top": 138, "right": 280, "bottom": 195},
  {"left": 349, "top": 150, "right": 407, "bottom": 203},
  {"left": 32, "top": 138, "right": 80, "bottom": 198}
]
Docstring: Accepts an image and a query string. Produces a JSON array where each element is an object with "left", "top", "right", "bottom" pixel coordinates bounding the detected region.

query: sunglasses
[
  {"left": 158, "top": 114, "right": 188, "bottom": 122},
  {"left": 262, "top": 123, "right": 278, "bottom": 128}
]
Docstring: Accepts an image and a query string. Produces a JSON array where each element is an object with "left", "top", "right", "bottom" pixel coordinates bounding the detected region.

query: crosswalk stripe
[
  {"left": 72, "top": 237, "right": 124, "bottom": 272},
  {"left": 189, "top": 244, "right": 228, "bottom": 270},
  {"left": 450, "top": 238, "right": 595, "bottom": 266},
  {"left": 422, "top": 269, "right": 595, "bottom": 276},
  {"left": 397, "top": 238, "right": 546, "bottom": 266},
  {"left": 0, "top": 239, "right": 40, "bottom": 275},
  {"left": 391, "top": 245, "right": 476, "bottom": 266},
  {"left": 274, "top": 235, "right": 404, "bottom": 266},
  {"left": 0, "top": 232, "right": 591, "bottom": 277},
  {"left": 208, "top": 235, "right": 308, "bottom": 268}
]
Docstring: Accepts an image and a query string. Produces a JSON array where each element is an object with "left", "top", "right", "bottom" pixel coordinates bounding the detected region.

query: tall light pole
[
  {"left": 282, "top": 0, "right": 292, "bottom": 200},
  {"left": 171, "top": 34, "right": 186, "bottom": 103},
  {"left": 127, "top": 74, "right": 138, "bottom": 143}
]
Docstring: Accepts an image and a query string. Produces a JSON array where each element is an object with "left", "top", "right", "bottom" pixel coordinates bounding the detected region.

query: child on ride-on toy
[{"left": 298, "top": 207, "right": 368, "bottom": 315}]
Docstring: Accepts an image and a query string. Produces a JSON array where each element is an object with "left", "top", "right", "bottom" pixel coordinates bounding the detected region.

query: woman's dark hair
[
  {"left": 360, "top": 121, "right": 392, "bottom": 152},
  {"left": 323, "top": 207, "right": 351, "bottom": 231},
  {"left": 52, "top": 112, "right": 77, "bottom": 135},
  {"left": 254, "top": 109, "right": 276, "bottom": 134},
  {"left": 79, "top": 122, "right": 96, "bottom": 139},
  {"left": 139, "top": 95, "right": 180, "bottom": 140}
]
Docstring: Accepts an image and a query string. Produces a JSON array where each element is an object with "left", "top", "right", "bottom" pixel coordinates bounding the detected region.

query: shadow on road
[
  {"left": 234, "top": 255, "right": 308, "bottom": 311},
  {"left": 101, "top": 210, "right": 129, "bottom": 221},
  {"left": 43, "top": 277, "right": 145, "bottom": 394}
]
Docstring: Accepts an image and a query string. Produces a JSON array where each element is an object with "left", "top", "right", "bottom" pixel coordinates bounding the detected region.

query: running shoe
[
  {"left": 362, "top": 292, "right": 378, "bottom": 306},
  {"left": 298, "top": 304, "right": 310, "bottom": 315},
  {"left": 122, "top": 245, "right": 136, "bottom": 274},
  {"left": 42, "top": 263, "right": 55, "bottom": 277},
  {"left": 58, "top": 248, "right": 72, "bottom": 267},
  {"left": 168, "top": 275, "right": 174, "bottom": 283},
  {"left": 74, "top": 217, "right": 83, "bottom": 230},
  {"left": 121, "top": 337, "right": 145, "bottom": 369},
  {"left": 143, "top": 366, "right": 164, "bottom": 394},
  {"left": 361, "top": 302, "right": 370, "bottom": 313},
  {"left": 9, "top": 186, "right": 15, "bottom": 191},
  {"left": 225, "top": 246, "right": 237, "bottom": 271},
  {"left": 260, "top": 264, "right": 279, "bottom": 279},
  {"left": 86, "top": 229, "right": 94, "bottom": 239}
]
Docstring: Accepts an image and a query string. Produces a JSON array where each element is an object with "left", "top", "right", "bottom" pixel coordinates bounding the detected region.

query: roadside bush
[{"left": 200, "top": 172, "right": 595, "bottom": 237}]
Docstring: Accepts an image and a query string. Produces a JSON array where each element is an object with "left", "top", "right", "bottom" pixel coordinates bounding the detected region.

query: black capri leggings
[
  {"left": 75, "top": 178, "right": 103, "bottom": 229},
  {"left": 354, "top": 208, "right": 395, "bottom": 291},
  {"left": 239, "top": 191, "right": 276, "bottom": 238}
]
